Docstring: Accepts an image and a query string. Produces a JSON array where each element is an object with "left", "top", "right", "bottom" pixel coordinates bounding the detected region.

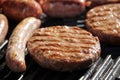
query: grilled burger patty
[
  {"left": 86, "top": 4, "right": 120, "bottom": 45},
  {"left": 27, "top": 26, "right": 101, "bottom": 71}
]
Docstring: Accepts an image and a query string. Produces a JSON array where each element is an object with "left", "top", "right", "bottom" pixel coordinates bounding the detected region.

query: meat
[
  {"left": 0, "top": 0, "right": 4, "bottom": 12},
  {"left": 36, "top": 0, "right": 44, "bottom": 5},
  {"left": 6, "top": 17, "right": 41, "bottom": 72},
  {"left": 86, "top": 4, "right": 120, "bottom": 45},
  {"left": 41, "top": 0, "right": 85, "bottom": 18},
  {"left": 0, "top": 0, "right": 1, "bottom": 6},
  {"left": 1, "top": 0, "right": 85, "bottom": 19},
  {"left": 1, "top": 0, "right": 43, "bottom": 21},
  {"left": 27, "top": 26, "right": 101, "bottom": 72},
  {"left": 0, "top": 14, "right": 8, "bottom": 44},
  {"left": 86, "top": 0, "right": 120, "bottom": 7}
]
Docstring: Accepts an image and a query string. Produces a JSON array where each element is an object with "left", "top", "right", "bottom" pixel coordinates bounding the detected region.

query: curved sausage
[
  {"left": 0, "top": 14, "right": 8, "bottom": 44},
  {"left": 1, "top": 0, "right": 43, "bottom": 21},
  {"left": 6, "top": 17, "right": 41, "bottom": 72}
]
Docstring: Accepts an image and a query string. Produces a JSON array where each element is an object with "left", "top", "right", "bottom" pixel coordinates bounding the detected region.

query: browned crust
[
  {"left": 41, "top": 0, "right": 85, "bottom": 18},
  {"left": 5, "top": 17, "right": 41, "bottom": 72},
  {"left": 27, "top": 26, "right": 101, "bottom": 71},
  {"left": 1, "top": 0, "right": 43, "bottom": 21},
  {"left": 86, "top": 0, "right": 120, "bottom": 8},
  {"left": 43, "top": 0, "right": 85, "bottom": 3},
  {"left": 0, "top": 14, "right": 8, "bottom": 44},
  {"left": 86, "top": 4, "right": 120, "bottom": 45}
]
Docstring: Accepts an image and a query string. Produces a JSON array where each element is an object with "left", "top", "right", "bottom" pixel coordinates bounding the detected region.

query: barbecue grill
[{"left": 0, "top": 10, "right": 120, "bottom": 80}]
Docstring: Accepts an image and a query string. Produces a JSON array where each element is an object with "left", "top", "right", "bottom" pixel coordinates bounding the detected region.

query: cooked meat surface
[
  {"left": 0, "top": 14, "right": 8, "bottom": 45},
  {"left": 1, "top": 0, "right": 43, "bottom": 21},
  {"left": 86, "top": 0, "right": 120, "bottom": 7},
  {"left": 41, "top": 0, "right": 85, "bottom": 17},
  {"left": 27, "top": 26, "right": 101, "bottom": 71},
  {"left": 86, "top": 4, "right": 120, "bottom": 45}
]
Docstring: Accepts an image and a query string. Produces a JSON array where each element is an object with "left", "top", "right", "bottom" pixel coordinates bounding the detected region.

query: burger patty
[
  {"left": 27, "top": 26, "right": 101, "bottom": 72},
  {"left": 86, "top": 4, "right": 120, "bottom": 45}
]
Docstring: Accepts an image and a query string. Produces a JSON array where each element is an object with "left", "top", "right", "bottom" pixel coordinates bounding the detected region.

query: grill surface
[{"left": 0, "top": 10, "right": 120, "bottom": 80}]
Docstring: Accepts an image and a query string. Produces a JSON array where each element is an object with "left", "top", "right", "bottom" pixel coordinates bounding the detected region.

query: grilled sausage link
[
  {"left": 86, "top": 0, "right": 120, "bottom": 7},
  {"left": 41, "top": 0, "right": 85, "bottom": 18},
  {"left": 6, "top": 17, "right": 41, "bottom": 72},
  {"left": 1, "top": 0, "right": 43, "bottom": 21},
  {"left": 0, "top": 14, "right": 8, "bottom": 44}
]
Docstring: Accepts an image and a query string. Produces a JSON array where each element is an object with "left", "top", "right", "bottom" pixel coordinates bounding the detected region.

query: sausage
[
  {"left": 0, "top": 0, "right": 1, "bottom": 6},
  {"left": 86, "top": 0, "right": 120, "bottom": 8},
  {"left": 0, "top": 14, "right": 8, "bottom": 44},
  {"left": 6, "top": 17, "right": 41, "bottom": 72},
  {"left": 36, "top": 0, "right": 44, "bottom": 5},
  {"left": 41, "top": 0, "right": 85, "bottom": 18},
  {"left": 1, "top": 0, "right": 43, "bottom": 21},
  {"left": 0, "top": 0, "right": 5, "bottom": 5}
]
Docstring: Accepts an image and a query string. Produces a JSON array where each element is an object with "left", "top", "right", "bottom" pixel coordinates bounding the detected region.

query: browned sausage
[
  {"left": 86, "top": 0, "right": 120, "bottom": 8},
  {"left": 0, "top": 0, "right": 5, "bottom": 5},
  {"left": 36, "top": 0, "right": 44, "bottom": 5},
  {"left": 0, "top": 14, "right": 8, "bottom": 44},
  {"left": 6, "top": 17, "right": 41, "bottom": 72},
  {"left": 41, "top": 0, "right": 85, "bottom": 18},
  {"left": 1, "top": 0, "right": 43, "bottom": 21},
  {"left": 0, "top": 0, "right": 2, "bottom": 8}
]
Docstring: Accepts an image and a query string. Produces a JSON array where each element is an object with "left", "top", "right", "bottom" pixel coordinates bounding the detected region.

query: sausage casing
[
  {"left": 1, "top": 0, "right": 43, "bottom": 21},
  {"left": 86, "top": 0, "right": 120, "bottom": 7},
  {"left": 6, "top": 17, "right": 41, "bottom": 72},
  {"left": 41, "top": 0, "right": 85, "bottom": 18},
  {"left": 0, "top": 14, "right": 8, "bottom": 44}
]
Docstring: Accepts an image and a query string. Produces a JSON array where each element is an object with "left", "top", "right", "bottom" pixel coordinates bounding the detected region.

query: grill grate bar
[
  {"left": 91, "top": 55, "right": 112, "bottom": 80},
  {"left": 0, "top": 40, "right": 8, "bottom": 50},
  {"left": 80, "top": 57, "right": 102, "bottom": 80},
  {"left": 99, "top": 61, "right": 114, "bottom": 79},
  {"left": 99, "top": 59, "right": 114, "bottom": 79},
  {"left": 105, "top": 56, "right": 120, "bottom": 80},
  {"left": 79, "top": 76, "right": 84, "bottom": 80},
  {"left": 0, "top": 40, "right": 8, "bottom": 61},
  {"left": 76, "top": 20, "right": 85, "bottom": 27},
  {"left": 18, "top": 73, "right": 24, "bottom": 80}
]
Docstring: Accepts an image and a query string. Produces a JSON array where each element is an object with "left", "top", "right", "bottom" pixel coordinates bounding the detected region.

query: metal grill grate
[{"left": 0, "top": 11, "right": 120, "bottom": 80}]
